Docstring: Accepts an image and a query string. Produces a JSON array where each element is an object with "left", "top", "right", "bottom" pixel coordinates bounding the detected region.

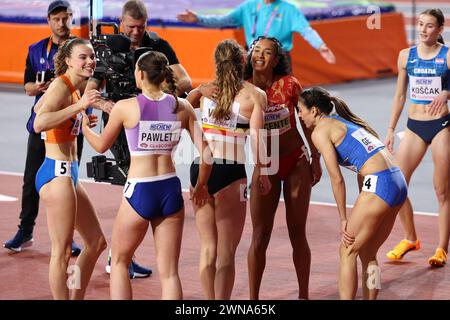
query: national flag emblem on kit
[{"left": 435, "top": 58, "right": 444, "bottom": 64}]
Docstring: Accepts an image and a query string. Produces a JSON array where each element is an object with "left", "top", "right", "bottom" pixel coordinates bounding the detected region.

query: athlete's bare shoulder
[
  {"left": 398, "top": 47, "right": 411, "bottom": 60},
  {"left": 35, "top": 77, "right": 71, "bottom": 113},
  {"left": 176, "top": 97, "right": 189, "bottom": 111},
  {"left": 114, "top": 96, "right": 137, "bottom": 111},
  {"left": 399, "top": 47, "right": 411, "bottom": 55},
  {"left": 242, "top": 82, "right": 267, "bottom": 106},
  {"left": 174, "top": 97, "right": 197, "bottom": 129},
  {"left": 396, "top": 47, "right": 411, "bottom": 69},
  {"left": 47, "top": 77, "right": 71, "bottom": 97},
  {"left": 243, "top": 81, "right": 265, "bottom": 96}
]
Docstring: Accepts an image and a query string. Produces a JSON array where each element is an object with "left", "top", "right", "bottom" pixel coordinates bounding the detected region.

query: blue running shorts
[
  {"left": 123, "top": 173, "right": 184, "bottom": 220},
  {"left": 35, "top": 157, "right": 78, "bottom": 193},
  {"left": 361, "top": 167, "right": 407, "bottom": 207}
]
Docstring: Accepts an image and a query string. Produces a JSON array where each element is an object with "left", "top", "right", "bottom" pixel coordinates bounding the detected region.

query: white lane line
[
  {"left": 0, "top": 194, "right": 17, "bottom": 201},
  {"left": 0, "top": 171, "right": 23, "bottom": 177}
]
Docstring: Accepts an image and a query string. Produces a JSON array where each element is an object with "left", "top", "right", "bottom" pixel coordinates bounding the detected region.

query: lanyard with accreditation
[
  {"left": 40, "top": 35, "right": 56, "bottom": 70},
  {"left": 251, "top": 2, "right": 280, "bottom": 38},
  {"left": 41, "top": 35, "right": 75, "bottom": 69}
]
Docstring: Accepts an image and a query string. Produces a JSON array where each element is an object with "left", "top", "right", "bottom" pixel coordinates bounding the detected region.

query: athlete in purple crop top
[
  {"left": 82, "top": 51, "right": 212, "bottom": 299},
  {"left": 125, "top": 93, "right": 182, "bottom": 155}
]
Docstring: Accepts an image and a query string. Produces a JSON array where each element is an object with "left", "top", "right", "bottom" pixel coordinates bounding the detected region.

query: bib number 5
[{"left": 55, "top": 160, "right": 71, "bottom": 177}]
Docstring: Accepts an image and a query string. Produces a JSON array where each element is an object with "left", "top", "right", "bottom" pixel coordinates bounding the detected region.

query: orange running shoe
[
  {"left": 428, "top": 248, "right": 447, "bottom": 267},
  {"left": 386, "top": 239, "right": 420, "bottom": 260}
]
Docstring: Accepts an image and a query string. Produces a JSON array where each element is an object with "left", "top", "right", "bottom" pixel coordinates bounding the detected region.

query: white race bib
[
  {"left": 362, "top": 175, "right": 378, "bottom": 193},
  {"left": 351, "top": 128, "right": 383, "bottom": 154},
  {"left": 201, "top": 98, "right": 240, "bottom": 130},
  {"left": 409, "top": 75, "right": 441, "bottom": 101},
  {"left": 71, "top": 113, "right": 82, "bottom": 136},
  {"left": 123, "top": 181, "right": 136, "bottom": 198},
  {"left": 264, "top": 105, "right": 291, "bottom": 135},
  {"left": 240, "top": 183, "right": 248, "bottom": 201},
  {"left": 138, "top": 121, "right": 182, "bottom": 151},
  {"left": 54, "top": 160, "right": 71, "bottom": 177}
]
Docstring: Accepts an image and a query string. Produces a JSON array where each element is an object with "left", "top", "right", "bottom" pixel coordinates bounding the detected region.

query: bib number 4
[{"left": 362, "top": 175, "right": 377, "bottom": 193}]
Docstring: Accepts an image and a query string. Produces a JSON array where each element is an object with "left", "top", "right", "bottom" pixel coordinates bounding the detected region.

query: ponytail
[
  {"left": 164, "top": 65, "right": 179, "bottom": 113},
  {"left": 331, "top": 96, "right": 380, "bottom": 138},
  {"left": 213, "top": 39, "right": 244, "bottom": 120},
  {"left": 137, "top": 50, "right": 179, "bottom": 113}
]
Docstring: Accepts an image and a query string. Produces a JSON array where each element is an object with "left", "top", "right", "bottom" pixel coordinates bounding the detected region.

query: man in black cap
[
  {"left": 47, "top": 0, "right": 71, "bottom": 17},
  {"left": 3, "top": 0, "right": 83, "bottom": 256}
]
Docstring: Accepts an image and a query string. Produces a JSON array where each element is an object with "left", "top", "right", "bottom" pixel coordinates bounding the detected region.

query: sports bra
[
  {"left": 201, "top": 97, "right": 250, "bottom": 145},
  {"left": 330, "top": 115, "right": 385, "bottom": 173},
  {"left": 406, "top": 45, "right": 449, "bottom": 104},
  {"left": 41, "top": 74, "right": 82, "bottom": 144},
  {"left": 125, "top": 93, "right": 182, "bottom": 156}
]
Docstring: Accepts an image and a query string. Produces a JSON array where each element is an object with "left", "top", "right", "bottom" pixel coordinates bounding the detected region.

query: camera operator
[
  {"left": 3, "top": 0, "right": 82, "bottom": 256},
  {"left": 85, "top": 0, "right": 192, "bottom": 279},
  {"left": 87, "top": 0, "right": 192, "bottom": 173}
]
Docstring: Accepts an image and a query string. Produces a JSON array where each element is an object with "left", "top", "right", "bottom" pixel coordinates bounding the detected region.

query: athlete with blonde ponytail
[
  {"left": 188, "top": 39, "right": 270, "bottom": 299},
  {"left": 298, "top": 87, "right": 407, "bottom": 300}
]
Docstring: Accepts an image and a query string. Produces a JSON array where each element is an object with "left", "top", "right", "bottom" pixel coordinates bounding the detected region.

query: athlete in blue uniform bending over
[{"left": 299, "top": 87, "right": 408, "bottom": 300}]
